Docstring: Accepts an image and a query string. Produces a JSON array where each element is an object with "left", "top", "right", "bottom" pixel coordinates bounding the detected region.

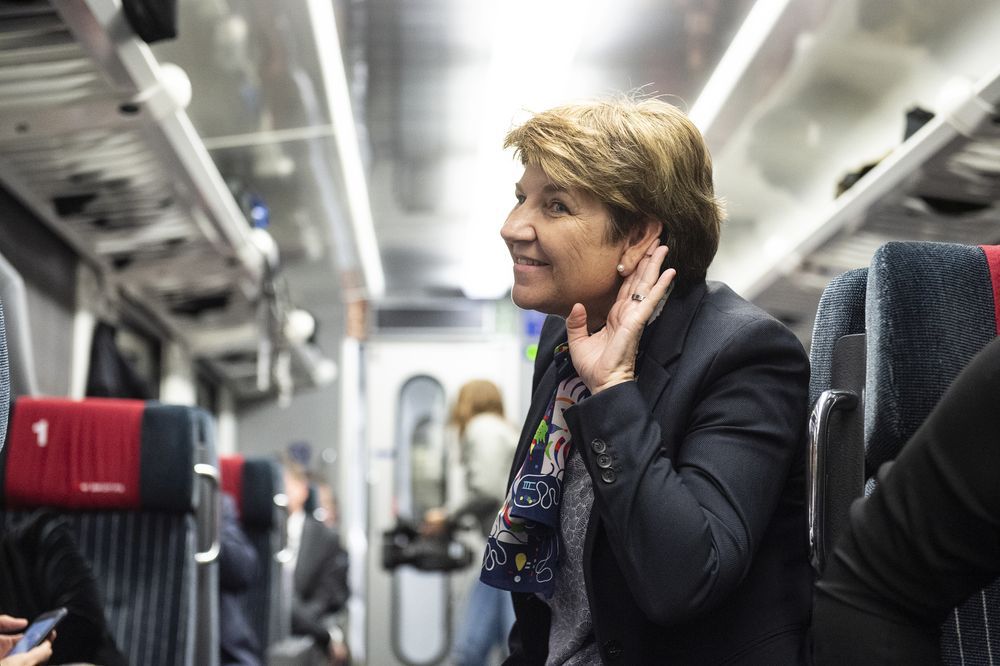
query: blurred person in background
[
  {"left": 283, "top": 459, "right": 350, "bottom": 666},
  {"left": 423, "top": 379, "right": 519, "bottom": 665},
  {"left": 311, "top": 478, "right": 341, "bottom": 532}
]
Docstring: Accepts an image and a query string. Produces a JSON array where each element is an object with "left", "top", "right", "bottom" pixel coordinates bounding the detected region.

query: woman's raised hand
[{"left": 566, "top": 239, "right": 676, "bottom": 394}]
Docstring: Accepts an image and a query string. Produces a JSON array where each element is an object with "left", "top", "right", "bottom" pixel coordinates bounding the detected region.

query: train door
[{"left": 364, "top": 336, "right": 521, "bottom": 665}]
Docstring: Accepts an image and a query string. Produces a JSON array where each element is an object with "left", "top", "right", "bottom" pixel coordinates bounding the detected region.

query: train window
[
  {"left": 195, "top": 370, "right": 219, "bottom": 414},
  {"left": 393, "top": 375, "right": 447, "bottom": 520},
  {"left": 409, "top": 416, "right": 446, "bottom": 518},
  {"left": 115, "top": 325, "right": 160, "bottom": 398},
  {"left": 392, "top": 375, "right": 451, "bottom": 664},
  {"left": 85, "top": 320, "right": 160, "bottom": 400}
]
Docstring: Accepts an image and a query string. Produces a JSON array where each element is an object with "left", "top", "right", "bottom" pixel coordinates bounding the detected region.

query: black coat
[
  {"left": 0, "top": 511, "right": 127, "bottom": 666},
  {"left": 505, "top": 281, "right": 812, "bottom": 665},
  {"left": 291, "top": 516, "right": 350, "bottom": 648}
]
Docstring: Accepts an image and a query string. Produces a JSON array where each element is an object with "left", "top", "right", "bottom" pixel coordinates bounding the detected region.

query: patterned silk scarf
[{"left": 481, "top": 343, "right": 590, "bottom": 597}]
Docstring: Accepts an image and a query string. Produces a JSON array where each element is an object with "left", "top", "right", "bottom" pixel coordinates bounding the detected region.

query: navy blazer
[{"left": 505, "top": 281, "right": 812, "bottom": 665}]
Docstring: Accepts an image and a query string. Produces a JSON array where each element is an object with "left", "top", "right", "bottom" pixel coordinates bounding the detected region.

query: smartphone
[{"left": 8, "top": 607, "right": 67, "bottom": 655}]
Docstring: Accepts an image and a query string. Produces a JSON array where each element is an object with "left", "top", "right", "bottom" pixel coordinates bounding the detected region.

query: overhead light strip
[
  {"left": 306, "top": 0, "right": 385, "bottom": 300},
  {"left": 688, "top": 0, "right": 792, "bottom": 134}
]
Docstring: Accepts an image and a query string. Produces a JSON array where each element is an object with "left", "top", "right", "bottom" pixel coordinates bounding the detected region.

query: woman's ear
[{"left": 620, "top": 218, "right": 664, "bottom": 273}]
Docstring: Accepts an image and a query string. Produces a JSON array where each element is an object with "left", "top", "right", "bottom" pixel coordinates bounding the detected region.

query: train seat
[
  {"left": 220, "top": 454, "right": 290, "bottom": 650},
  {"left": 0, "top": 397, "right": 220, "bottom": 666},
  {"left": 865, "top": 241, "right": 1000, "bottom": 661},
  {"left": 810, "top": 241, "right": 1000, "bottom": 662}
]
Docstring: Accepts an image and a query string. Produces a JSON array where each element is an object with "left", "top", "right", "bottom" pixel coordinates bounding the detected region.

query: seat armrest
[{"left": 808, "top": 333, "right": 867, "bottom": 573}]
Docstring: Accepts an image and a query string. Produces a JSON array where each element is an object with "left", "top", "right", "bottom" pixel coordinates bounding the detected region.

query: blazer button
[
  {"left": 591, "top": 438, "right": 607, "bottom": 454},
  {"left": 596, "top": 453, "right": 613, "bottom": 469},
  {"left": 602, "top": 639, "right": 624, "bottom": 660},
  {"left": 600, "top": 469, "right": 616, "bottom": 484}
]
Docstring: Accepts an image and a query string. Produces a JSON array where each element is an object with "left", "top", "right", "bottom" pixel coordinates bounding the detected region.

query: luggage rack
[
  {"left": 0, "top": 0, "right": 328, "bottom": 398},
  {"left": 748, "top": 64, "right": 1000, "bottom": 344}
]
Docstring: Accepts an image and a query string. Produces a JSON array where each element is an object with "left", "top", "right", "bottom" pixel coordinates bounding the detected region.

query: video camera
[{"left": 381, "top": 519, "right": 473, "bottom": 572}]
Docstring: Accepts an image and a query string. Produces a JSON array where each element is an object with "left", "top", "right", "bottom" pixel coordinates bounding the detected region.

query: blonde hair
[
  {"left": 450, "top": 379, "right": 505, "bottom": 436},
  {"left": 504, "top": 95, "right": 724, "bottom": 291}
]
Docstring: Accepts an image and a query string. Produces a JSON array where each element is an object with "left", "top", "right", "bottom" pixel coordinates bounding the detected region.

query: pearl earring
[{"left": 616, "top": 263, "right": 625, "bottom": 274}]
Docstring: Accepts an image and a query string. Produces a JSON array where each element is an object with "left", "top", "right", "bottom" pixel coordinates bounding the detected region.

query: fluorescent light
[
  {"left": 307, "top": 0, "right": 385, "bottom": 299},
  {"left": 689, "top": 0, "right": 792, "bottom": 134}
]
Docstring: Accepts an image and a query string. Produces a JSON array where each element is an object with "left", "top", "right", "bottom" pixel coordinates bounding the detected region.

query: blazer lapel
[
  {"left": 294, "top": 518, "right": 318, "bottom": 591},
  {"left": 635, "top": 281, "right": 708, "bottom": 408}
]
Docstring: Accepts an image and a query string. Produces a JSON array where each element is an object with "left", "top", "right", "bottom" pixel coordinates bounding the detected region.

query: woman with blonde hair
[{"left": 481, "top": 96, "right": 811, "bottom": 664}]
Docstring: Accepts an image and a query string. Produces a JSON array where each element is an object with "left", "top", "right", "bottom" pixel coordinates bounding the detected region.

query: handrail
[
  {"left": 194, "top": 463, "right": 221, "bottom": 564},
  {"left": 273, "top": 491, "right": 293, "bottom": 564},
  {"left": 808, "top": 388, "right": 858, "bottom": 572}
]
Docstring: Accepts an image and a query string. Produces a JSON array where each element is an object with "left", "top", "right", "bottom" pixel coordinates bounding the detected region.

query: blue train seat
[
  {"left": 810, "top": 241, "right": 1000, "bottom": 662},
  {"left": 864, "top": 241, "right": 1000, "bottom": 662},
  {"left": 221, "top": 454, "right": 290, "bottom": 650}
]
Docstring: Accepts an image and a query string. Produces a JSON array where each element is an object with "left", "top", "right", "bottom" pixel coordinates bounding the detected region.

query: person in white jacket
[{"left": 424, "top": 379, "right": 518, "bottom": 665}]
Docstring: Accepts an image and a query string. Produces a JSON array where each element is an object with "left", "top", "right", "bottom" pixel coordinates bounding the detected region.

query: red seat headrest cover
[{"left": 4, "top": 397, "right": 144, "bottom": 509}]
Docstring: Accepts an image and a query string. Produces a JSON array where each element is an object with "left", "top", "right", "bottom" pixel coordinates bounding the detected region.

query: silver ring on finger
[{"left": 631, "top": 293, "right": 646, "bottom": 302}]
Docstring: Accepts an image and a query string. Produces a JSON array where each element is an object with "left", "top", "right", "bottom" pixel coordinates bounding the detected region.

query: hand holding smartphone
[{"left": 7, "top": 607, "right": 65, "bottom": 655}]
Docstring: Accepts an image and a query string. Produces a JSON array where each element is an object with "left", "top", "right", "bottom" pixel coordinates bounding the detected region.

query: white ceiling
[
  {"left": 4, "top": 0, "right": 1000, "bottom": 397},
  {"left": 152, "top": 0, "right": 758, "bottom": 309}
]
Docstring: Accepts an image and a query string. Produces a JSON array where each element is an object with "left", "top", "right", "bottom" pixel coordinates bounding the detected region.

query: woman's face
[{"left": 500, "top": 164, "right": 629, "bottom": 327}]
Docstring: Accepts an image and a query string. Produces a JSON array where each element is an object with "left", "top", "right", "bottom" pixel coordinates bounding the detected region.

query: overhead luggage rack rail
[
  {"left": 0, "top": 0, "right": 263, "bottom": 307},
  {"left": 750, "top": 64, "right": 1000, "bottom": 345},
  {"left": 0, "top": 0, "right": 278, "bottom": 391}
]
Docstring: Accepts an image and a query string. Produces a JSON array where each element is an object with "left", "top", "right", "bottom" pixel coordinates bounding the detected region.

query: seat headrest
[
  {"left": 809, "top": 267, "right": 868, "bottom": 407},
  {"left": 220, "top": 454, "right": 245, "bottom": 517},
  {"left": 865, "top": 242, "right": 999, "bottom": 472},
  {"left": 220, "top": 454, "right": 281, "bottom": 529},
  {"left": 1, "top": 397, "right": 197, "bottom": 512}
]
